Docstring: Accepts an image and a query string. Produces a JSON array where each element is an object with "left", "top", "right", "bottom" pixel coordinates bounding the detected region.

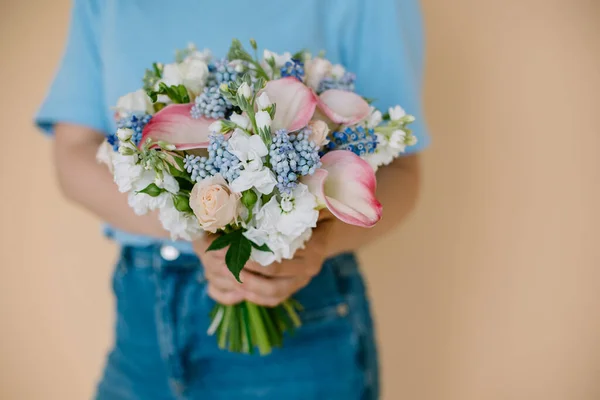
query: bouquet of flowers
[{"left": 98, "top": 39, "right": 416, "bottom": 355}]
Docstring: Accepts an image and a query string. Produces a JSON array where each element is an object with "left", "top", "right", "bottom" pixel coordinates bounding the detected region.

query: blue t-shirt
[{"left": 36, "top": 0, "right": 430, "bottom": 252}]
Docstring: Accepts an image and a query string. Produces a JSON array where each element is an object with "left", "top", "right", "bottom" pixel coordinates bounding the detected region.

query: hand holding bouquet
[{"left": 99, "top": 40, "right": 417, "bottom": 354}]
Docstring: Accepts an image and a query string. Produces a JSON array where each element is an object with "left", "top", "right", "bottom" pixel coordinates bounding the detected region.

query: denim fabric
[{"left": 96, "top": 245, "right": 379, "bottom": 400}]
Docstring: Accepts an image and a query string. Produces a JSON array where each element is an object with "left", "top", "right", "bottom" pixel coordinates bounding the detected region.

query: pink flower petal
[
  {"left": 303, "top": 150, "right": 382, "bottom": 227},
  {"left": 263, "top": 77, "right": 318, "bottom": 131},
  {"left": 141, "top": 104, "right": 215, "bottom": 150},
  {"left": 317, "top": 90, "right": 371, "bottom": 126}
]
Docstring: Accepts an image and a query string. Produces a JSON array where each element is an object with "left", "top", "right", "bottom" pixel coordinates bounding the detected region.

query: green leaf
[
  {"left": 173, "top": 156, "right": 186, "bottom": 171},
  {"left": 250, "top": 241, "right": 272, "bottom": 253},
  {"left": 137, "top": 183, "right": 163, "bottom": 197},
  {"left": 292, "top": 49, "right": 308, "bottom": 61},
  {"left": 175, "top": 176, "right": 193, "bottom": 192},
  {"left": 206, "top": 232, "right": 237, "bottom": 252},
  {"left": 173, "top": 195, "right": 192, "bottom": 213},
  {"left": 225, "top": 234, "right": 252, "bottom": 282}
]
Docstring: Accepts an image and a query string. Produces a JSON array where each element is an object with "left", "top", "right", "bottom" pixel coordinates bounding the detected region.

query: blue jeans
[{"left": 96, "top": 245, "right": 379, "bottom": 399}]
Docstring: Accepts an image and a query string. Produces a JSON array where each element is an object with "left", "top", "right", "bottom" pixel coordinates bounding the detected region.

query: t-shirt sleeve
[
  {"left": 35, "top": 0, "right": 110, "bottom": 136},
  {"left": 342, "top": 0, "right": 430, "bottom": 154}
]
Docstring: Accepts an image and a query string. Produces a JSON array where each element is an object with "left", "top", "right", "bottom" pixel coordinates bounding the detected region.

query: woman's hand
[{"left": 194, "top": 213, "right": 337, "bottom": 307}]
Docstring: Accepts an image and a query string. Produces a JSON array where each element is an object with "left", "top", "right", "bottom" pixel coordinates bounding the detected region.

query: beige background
[{"left": 1, "top": 0, "right": 599, "bottom": 399}]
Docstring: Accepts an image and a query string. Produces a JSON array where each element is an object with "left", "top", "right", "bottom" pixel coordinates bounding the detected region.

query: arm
[{"left": 54, "top": 123, "right": 168, "bottom": 237}]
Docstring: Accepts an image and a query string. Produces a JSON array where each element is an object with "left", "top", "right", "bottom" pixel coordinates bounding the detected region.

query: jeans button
[
  {"left": 336, "top": 303, "right": 349, "bottom": 317},
  {"left": 160, "top": 245, "right": 180, "bottom": 261}
]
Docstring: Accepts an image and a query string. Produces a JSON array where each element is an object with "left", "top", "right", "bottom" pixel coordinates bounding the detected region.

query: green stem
[
  {"left": 240, "top": 302, "right": 254, "bottom": 354},
  {"left": 246, "top": 301, "right": 272, "bottom": 355},
  {"left": 218, "top": 305, "right": 234, "bottom": 349},
  {"left": 282, "top": 299, "right": 302, "bottom": 328}
]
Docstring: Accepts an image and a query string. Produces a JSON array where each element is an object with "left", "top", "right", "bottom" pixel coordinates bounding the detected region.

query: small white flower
[
  {"left": 263, "top": 50, "right": 293, "bottom": 67},
  {"left": 237, "top": 82, "right": 252, "bottom": 100},
  {"left": 366, "top": 107, "right": 383, "bottom": 129},
  {"left": 331, "top": 64, "right": 346, "bottom": 79},
  {"left": 256, "top": 92, "right": 272, "bottom": 110},
  {"left": 116, "top": 128, "right": 133, "bottom": 141},
  {"left": 389, "top": 105, "right": 406, "bottom": 121},
  {"left": 231, "top": 168, "right": 277, "bottom": 195},
  {"left": 209, "top": 120, "right": 224, "bottom": 134},
  {"left": 388, "top": 130, "right": 407, "bottom": 151},
  {"left": 228, "top": 129, "right": 269, "bottom": 162},
  {"left": 255, "top": 111, "right": 272, "bottom": 130},
  {"left": 230, "top": 112, "right": 251, "bottom": 130},
  {"left": 115, "top": 90, "right": 154, "bottom": 117},
  {"left": 184, "top": 45, "right": 213, "bottom": 63}
]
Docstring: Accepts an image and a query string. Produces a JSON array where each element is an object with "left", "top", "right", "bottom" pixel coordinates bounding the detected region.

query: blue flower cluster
[
  {"left": 208, "top": 58, "right": 239, "bottom": 85},
  {"left": 183, "top": 134, "right": 240, "bottom": 182},
  {"left": 326, "top": 126, "right": 378, "bottom": 157},
  {"left": 318, "top": 72, "right": 356, "bottom": 93},
  {"left": 280, "top": 59, "right": 305, "bottom": 81},
  {"left": 269, "top": 129, "right": 321, "bottom": 194},
  {"left": 108, "top": 114, "right": 153, "bottom": 151},
  {"left": 191, "top": 85, "right": 232, "bottom": 120}
]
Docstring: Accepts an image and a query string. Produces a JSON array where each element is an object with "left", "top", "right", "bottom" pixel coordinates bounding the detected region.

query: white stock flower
[
  {"left": 96, "top": 140, "right": 115, "bottom": 173},
  {"left": 243, "top": 184, "right": 318, "bottom": 265},
  {"left": 115, "top": 90, "right": 154, "bottom": 117},
  {"left": 255, "top": 111, "right": 272, "bottom": 130},
  {"left": 366, "top": 107, "right": 383, "bottom": 129},
  {"left": 184, "top": 46, "right": 213, "bottom": 63},
  {"left": 389, "top": 105, "right": 406, "bottom": 121},
  {"left": 230, "top": 112, "right": 251, "bottom": 130},
  {"left": 228, "top": 130, "right": 277, "bottom": 194},
  {"left": 262, "top": 49, "right": 292, "bottom": 76},
  {"left": 112, "top": 153, "right": 142, "bottom": 193},
  {"left": 304, "top": 58, "right": 332, "bottom": 91},
  {"left": 256, "top": 92, "right": 272, "bottom": 110},
  {"left": 126, "top": 170, "right": 179, "bottom": 216},
  {"left": 158, "top": 198, "right": 204, "bottom": 241},
  {"left": 237, "top": 82, "right": 252, "bottom": 100},
  {"left": 363, "top": 129, "right": 410, "bottom": 171}
]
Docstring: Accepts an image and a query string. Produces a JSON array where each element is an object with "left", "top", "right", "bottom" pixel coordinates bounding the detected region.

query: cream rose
[
  {"left": 304, "top": 57, "right": 332, "bottom": 91},
  {"left": 189, "top": 174, "right": 241, "bottom": 233},
  {"left": 307, "top": 120, "right": 330, "bottom": 147}
]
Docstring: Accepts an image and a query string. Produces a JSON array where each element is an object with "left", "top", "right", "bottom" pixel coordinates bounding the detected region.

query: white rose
[
  {"left": 230, "top": 112, "right": 251, "bottom": 130},
  {"left": 255, "top": 111, "right": 272, "bottom": 130},
  {"left": 389, "top": 105, "right": 406, "bottom": 121},
  {"left": 115, "top": 89, "right": 154, "bottom": 117},
  {"left": 305, "top": 58, "right": 332, "bottom": 91}
]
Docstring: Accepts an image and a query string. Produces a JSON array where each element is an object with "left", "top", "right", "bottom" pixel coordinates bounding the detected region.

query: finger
[
  {"left": 205, "top": 269, "right": 242, "bottom": 293},
  {"left": 243, "top": 261, "right": 293, "bottom": 278},
  {"left": 207, "top": 284, "right": 244, "bottom": 305},
  {"left": 239, "top": 270, "right": 307, "bottom": 299}
]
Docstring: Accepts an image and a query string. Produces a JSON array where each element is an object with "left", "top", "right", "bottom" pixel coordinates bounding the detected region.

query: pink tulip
[
  {"left": 141, "top": 103, "right": 214, "bottom": 150},
  {"left": 303, "top": 150, "right": 382, "bottom": 227}
]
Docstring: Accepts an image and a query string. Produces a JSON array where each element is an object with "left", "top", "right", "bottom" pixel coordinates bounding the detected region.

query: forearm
[
  {"left": 325, "top": 154, "right": 421, "bottom": 257},
  {"left": 54, "top": 124, "right": 168, "bottom": 238}
]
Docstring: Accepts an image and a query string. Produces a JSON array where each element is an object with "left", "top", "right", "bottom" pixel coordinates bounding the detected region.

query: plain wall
[{"left": 0, "top": 0, "right": 598, "bottom": 399}]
